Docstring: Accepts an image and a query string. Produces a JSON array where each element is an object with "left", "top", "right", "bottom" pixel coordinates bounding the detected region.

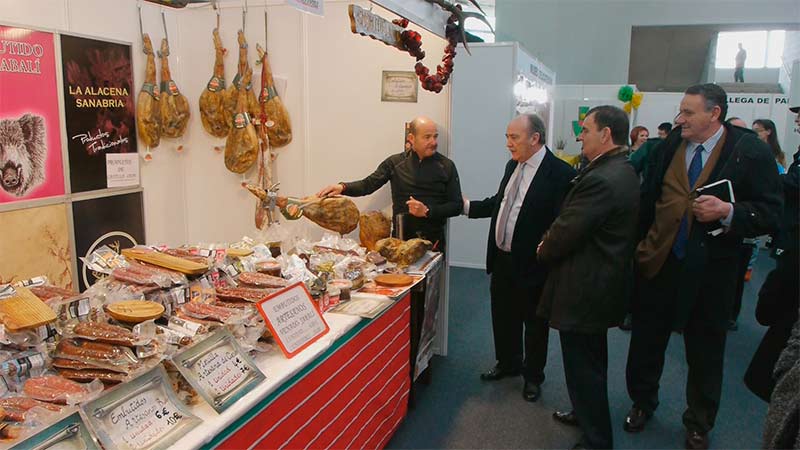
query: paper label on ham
[
  {"left": 233, "top": 112, "right": 251, "bottom": 129},
  {"left": 207, "top": 76, "right": 225, "bottom": 92}
]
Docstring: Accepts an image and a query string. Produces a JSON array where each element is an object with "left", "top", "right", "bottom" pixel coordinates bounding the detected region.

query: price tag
[
  {"left": 61, "top": 296, "right": 91, "bottom": 321},
  {"left": 82, "top": 365, "right": 200, "bottom": 450},
  {"left": 256, "top": 283, "right": 329, "bottom": 358},
  {"left": 10, "top": 412, "right": 100, "bottom": 450},
  {"left": 13, "top": 276, "right": 48, "bottom": 288},
  {"left": 172, "top": 329, "right": 266, "bottom": 412}
]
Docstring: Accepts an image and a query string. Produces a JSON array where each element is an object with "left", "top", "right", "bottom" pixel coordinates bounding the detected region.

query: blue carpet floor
[{"left": 387, "top": 255, "right": 774, "bottom": 449}]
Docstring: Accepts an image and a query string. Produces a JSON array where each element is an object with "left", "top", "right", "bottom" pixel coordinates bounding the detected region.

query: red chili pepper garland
[{"left": 393, "top": 14, "right": 459, "bottom": 93}]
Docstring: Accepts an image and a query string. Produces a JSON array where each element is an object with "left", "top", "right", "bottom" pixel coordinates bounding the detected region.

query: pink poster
[{"left": 0, "top": 26, "right": 65, "bottom": 203}]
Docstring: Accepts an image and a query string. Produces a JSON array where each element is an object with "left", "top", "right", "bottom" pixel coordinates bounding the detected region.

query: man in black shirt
[{"left": 316, "top": 116, "right": 463, "bottom": 250}]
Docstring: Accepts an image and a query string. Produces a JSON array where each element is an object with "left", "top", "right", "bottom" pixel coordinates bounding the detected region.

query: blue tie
[{"left": 672, "top": 145, "right": 705, "bottom": 259}]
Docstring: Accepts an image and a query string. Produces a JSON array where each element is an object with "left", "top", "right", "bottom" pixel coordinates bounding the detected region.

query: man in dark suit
[
  {"left": 465, "top": 113, "right": 576, "bottom": 401},
  {"left": 537, "top": 105, "right": 640, "bottom": 449},
  {"left": 625, "top": 84, "right": 783, "bottom": 450},
  {"left": 744, "top": 103, "right": 800, "bottom": 401}
]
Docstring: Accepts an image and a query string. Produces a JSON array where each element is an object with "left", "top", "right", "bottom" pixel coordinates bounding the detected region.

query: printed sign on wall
[
  {"left": 0, "top": 26, "right": 65, "bottom": 204},
  {"left": 60, "top": 34, "right": 137, "bottom": 193},
  {"left": 72, "top": 191, "right": 145, "bottom": 290},
  {"left": 0, "top": 203, "right": 73, "bottom": 289}
]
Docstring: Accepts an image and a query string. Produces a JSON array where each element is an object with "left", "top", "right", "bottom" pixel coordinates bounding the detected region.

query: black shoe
[
  {"left": 480, "top": 365, "right": 520, "bottom": 381},
  {"left": 552, "top": 410, "right": 579, "bottom": 427},
  {"left": 623, "top": 406, "right": 652, "bottom": 433},
  {"left": 728, "top": 320, "right": 738, "bottom": 331},
  {"left": 685, "top": 430, "right": 709, "bottom": 450},
  {"left": 522, "top": 381, "right": 541, "bottom": 402}
]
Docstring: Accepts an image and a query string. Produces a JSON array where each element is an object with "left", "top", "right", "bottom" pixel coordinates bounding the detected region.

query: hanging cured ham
[
  {"left": 224, "top": 67, "right": 259, "bottom": 173},
  {"left": 225, "top": 31, "right": 259, "bottom": 126},
  {"left": 199, "top": 28, "right": 229, "bottom": 138},
  {"left": 136, "top": 34, "right": 161, "bottom": 149},
  {"left": 256, "top": 44, "right": 292, "bottom": 148},
  {"left": 158, "top": 38, "right": 190, "bottom": 138}
]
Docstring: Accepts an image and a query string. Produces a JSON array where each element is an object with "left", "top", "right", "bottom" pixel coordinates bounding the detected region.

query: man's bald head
[
  {"left": 408, "top": 116, "right": 437, "bottom": 135},
  {"left": 407, "top": 116, "right": 439, "bottom": 160}
]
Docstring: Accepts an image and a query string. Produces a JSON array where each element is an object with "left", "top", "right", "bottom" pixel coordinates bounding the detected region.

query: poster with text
[
  {"left": 72, "top": 191, "right": 145, "bottom": 290},
  {"left": 60, "top": 34, "right": 136, "bottom": 193},
  {"left": 0, "top": 26, "right": 65, "bottom": 204}
]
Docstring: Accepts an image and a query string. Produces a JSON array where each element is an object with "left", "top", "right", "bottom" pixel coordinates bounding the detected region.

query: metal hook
[
  {"left": 161, "top": 10, "right": 169, "bottom": 43},
  {"left": 242, "top": 0, "right": 247, "bottom": 34},
  {"left": 264, "top": 9, "right": 268, "bottom": 50},
  {"left": 137, "top": 2, "right": 144, "bottom": 37},
  {"left": 213, "top": 0, "right": 220, "bottom": 29}
]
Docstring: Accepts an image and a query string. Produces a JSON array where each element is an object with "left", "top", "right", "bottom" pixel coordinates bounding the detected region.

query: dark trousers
[
  {"left": 731, "top": 244, "right": 755, "bottom": 322},
  {"left": 734, "top": 67, "right": 744, "bottom": 82},
  {"left": 489, "top": 250, "right": 549, "bottom": 383},
  {"left": 626, "top": 254, "right": 728, "bottom": 433},
  {"left": 561, "top": 330, "right": 613, "bottom": 449}
]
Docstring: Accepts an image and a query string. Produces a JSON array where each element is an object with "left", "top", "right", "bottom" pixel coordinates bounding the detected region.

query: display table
[{"left": 169, "top": 293, "right": 411, "bottom": 450}]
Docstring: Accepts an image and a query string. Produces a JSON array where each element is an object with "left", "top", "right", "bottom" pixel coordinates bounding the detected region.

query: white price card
[
  {"left": 82, "top": 365, "right": 200, "bottom": 450},
  {"left": 172, "top": 328, "right": 266, "bottom": 413},
  {"left": 106, "top": 153, "right": 140, "bottom": 188},
  {"left": 256, "top": 282, "right": 329, "bottom": 358}
]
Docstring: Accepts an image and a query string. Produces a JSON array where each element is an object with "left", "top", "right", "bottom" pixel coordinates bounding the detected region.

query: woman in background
[
  {"left": 629, "top": 125, "right": 649, "bottom": 152},
  {"left": 752, "top": 119, "right": 786, "bottom": 174}
]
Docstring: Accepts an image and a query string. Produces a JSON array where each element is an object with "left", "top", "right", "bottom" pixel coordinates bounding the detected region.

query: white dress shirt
[
  {"left": 685, "top": 124, "right": 723, "bottom": 168},
  {"left": 495, "top": 148, "right": 547, "bottom": 251},
  {"left": 685, "top": 124, "right": 733, "bottom": 227}
]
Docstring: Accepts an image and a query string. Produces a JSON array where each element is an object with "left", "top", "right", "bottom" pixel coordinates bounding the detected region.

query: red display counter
[{"left": 202, "top": 293, "right": 411, "bottom": 449}]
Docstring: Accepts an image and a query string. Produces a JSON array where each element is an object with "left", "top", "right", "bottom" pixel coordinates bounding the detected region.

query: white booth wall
[
  {"left": 553, "top": 86, "right": 797, "bottom": 160},
  {"left": 2, "top": 0, "right": 452, "bottom": 246}
]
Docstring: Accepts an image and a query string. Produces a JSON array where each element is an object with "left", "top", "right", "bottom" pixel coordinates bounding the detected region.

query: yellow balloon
[
  {"left": 631, "top": 92, "right": 644, "bottom": 108},
  {"left": 623, "top": 102, "right": 632, "bottom": 113}
]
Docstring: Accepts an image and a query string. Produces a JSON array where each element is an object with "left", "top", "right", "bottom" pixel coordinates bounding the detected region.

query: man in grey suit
[{"left": 537, "top": 105, "right": 640, "bottom": 449}]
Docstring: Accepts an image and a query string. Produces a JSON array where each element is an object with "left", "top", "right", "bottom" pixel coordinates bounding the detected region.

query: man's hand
[
  {"left": 536, "top": 240, "right": 543, "bottom": 255},
  {"left": 317, "top": 183, "right": 344, "bottom": 198},
  {"left": 407, "top": 196, "right": 429, "bottom": 218},
  {"left": 692, "top": 195, "right": 732, "bottom": 223}
]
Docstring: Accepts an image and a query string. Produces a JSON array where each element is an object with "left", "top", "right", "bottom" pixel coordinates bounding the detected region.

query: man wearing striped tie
[
  {"left": 625, "top": 84, "right": 783, "bottom": 450},
  {"left": 464, "top": 113, "right": 576, "bottom": 402}
]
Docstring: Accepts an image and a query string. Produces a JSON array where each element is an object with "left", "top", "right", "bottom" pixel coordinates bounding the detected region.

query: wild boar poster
[
  {"left": 0, "top": 25, "right": 65, "bottom": 204},
  {"left": 60, "top": 34, "right": 137, "bottom": 193}
]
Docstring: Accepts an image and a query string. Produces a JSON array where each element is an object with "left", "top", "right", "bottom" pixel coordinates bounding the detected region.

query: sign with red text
[
  {"left": 172, "top": 329, "right": 265, "bottom": 413},
  {"left": 0, "top": 25, "right": 65, "bottom": 204},
  {"left": 256, "top": 282, "right": 329, "bottom": 358}
]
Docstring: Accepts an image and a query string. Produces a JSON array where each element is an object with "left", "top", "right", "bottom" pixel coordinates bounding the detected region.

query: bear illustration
[{"left": 0, "top": 114, "right": 46, "bottom": 197}]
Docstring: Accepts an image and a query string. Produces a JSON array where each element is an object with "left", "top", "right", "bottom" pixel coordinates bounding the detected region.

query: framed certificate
[{"left": 381, "top": 71, "right": 418, "bottom": 103}]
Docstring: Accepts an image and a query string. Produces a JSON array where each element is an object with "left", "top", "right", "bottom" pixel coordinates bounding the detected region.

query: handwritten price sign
[
  {"left": 82, "top": 365, "right": 200, "bottom": 450},
  {"left": 172, "top": 329, "right": 265, "bottom": 413}
]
